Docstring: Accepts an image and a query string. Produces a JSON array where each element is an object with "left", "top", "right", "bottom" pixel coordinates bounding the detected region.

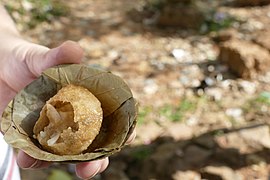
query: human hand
[{"left": 0, "top": 40, "right": 136, "bottom": 179}]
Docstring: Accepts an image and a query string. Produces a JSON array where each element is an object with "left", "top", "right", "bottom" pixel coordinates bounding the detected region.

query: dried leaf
[{"left": 1, "top": 64, "right": 137, "bottom": 161}]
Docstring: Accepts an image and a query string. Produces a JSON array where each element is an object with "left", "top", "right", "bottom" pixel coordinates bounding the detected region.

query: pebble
[
  {"left": 171, "top": 48, "right": 192, "bottom": 62},
  {"left": 180, "top": 76, "right": 201, "bottom": 88},
  {"left": 220, "top": 79, "right": 233, "bottom": 89},
  {"left": 205, "top": 88, "right": 223, "bottom": 101},
  {"left": 205, "top": 77, "right": 215, "bottom": 86},
  {"left": 238, "top": 80, "right": 257, "bottom": 94},
  {"left": 186, "top": 116, "right": 199, "bottom": 126},
  {"left": 225, "top": 108, "right": 243, "bottom": 118},
  {"left": 172, "top": 49, "right": 187, "bottom": 60},
  {"left": 143, "top": 79, "right": 159, "bottom": 95},
  {"left": 241, "top": 20, "right": 264, "bottom": 32},
  {"left": 22, "top": 0, "right": 33, "bottom": 11},
  {"left": 107, "top": 50, "right": 120, "bottom": 60}
]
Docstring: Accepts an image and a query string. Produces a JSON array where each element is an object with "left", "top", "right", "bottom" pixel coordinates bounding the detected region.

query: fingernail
[
  {"left": 26, "top": 159, "right": 45, "bottom": 169},
  {"left": 20, "top": 159, "right": 38, "bottom": 169},
  {"left": 126, "top": 131, "right": 136, "bottom": 144},
  {"left": 28, "top": 160, "right": 39, "bottom": 168},
  {"left": 86, "top": 166, "right": 101, "bottom": 180}
]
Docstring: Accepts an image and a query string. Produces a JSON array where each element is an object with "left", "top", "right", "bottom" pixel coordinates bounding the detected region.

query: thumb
[{"left": 26, "top": 40, "right": 84, "bottom": 77}]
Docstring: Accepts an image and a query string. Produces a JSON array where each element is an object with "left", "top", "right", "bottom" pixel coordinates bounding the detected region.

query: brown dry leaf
[{"left": 1, "top": 64, "right": 137, "bottom": 162}]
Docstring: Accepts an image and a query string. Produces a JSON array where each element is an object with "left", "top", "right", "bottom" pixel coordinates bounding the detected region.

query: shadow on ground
[{"left": 103, "top": 123, "right": 270, "bottom": 180}]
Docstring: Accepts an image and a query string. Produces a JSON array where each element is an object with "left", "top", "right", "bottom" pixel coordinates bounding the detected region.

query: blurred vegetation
[
  {"left": 48, "top": 169, "right": 72, "bottom": 180},
  {"left": 137, "top": 106, "right": 152, "bottom": 125},
  {"left": 201, "top": 11, "right": 240, "bottom": 33},
  {"left": 256, "top": 92, "right": 270, "bottom": 106},
  {"left": 243, "top": 92, "right": 270, "bottom": 116},
  {"left": 160, "top": 96, "right": 207, "bottom": 122},
  {"left": 160, "top": 98, "right": 196, "bottom": 122},
  {"left": 4, "top": 0, "right": 69, "bottom": 29}
]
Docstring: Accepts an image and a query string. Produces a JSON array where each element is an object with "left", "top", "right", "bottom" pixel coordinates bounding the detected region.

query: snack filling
[{"left": 33, "top": 84, "right": 103, "bottom": 155}]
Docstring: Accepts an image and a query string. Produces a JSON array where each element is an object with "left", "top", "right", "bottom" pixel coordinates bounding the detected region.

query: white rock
[
  {"left": 208, "top": 65, "right": 215, "bottom": 72},
  {"left": 205, "top": 77, "right": 215, "bottom": 86},
  {"left": 186, "top": 116, "right": 199, "bottom": 126},
  {"left": 220, "top": 79, "right": 232, "bottom": 90},
  {"left": 143, "top": 79, "right": 158, "bottom": 95},
  {"left": 107, "top": 50, "right": 119, "bottom": 60},
  {"left": 225, "top": 108, "right": 243, "bottom": 118},
  {"left": 180, "top": 76, "right": 189, "bottom": 86},
  {"left": 216, "top": 73, "right": 223, "bottom": 82},
  {"left": 22, "top": 0, "right": 33, "bottom": 11},
  {"left": 238, "top": 80, "right": 257, "bottom": 94},
  {"left": 205, "top": 88, "right": 223, "bottom": 101},
  {"left": 191, "top": 79, "right": 201, "bottom": 87},
  {"left": 172, "top": 49, "right": 187, "bottom": 61}
]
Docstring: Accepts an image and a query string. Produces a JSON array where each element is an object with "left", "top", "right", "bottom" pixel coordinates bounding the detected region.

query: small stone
[
  {"left": 225, "top": 108, "right": 243, "bottom": 118},
  {"left": 143, "top": 79, "right": 158, "bottom": 95},
  {"left": 186, "top": 116, "right": 199, "bottom": 126},
  {"left": 205, "top": 77, "right": 215, "bottom": 86},
  {"left": 180, "top": 65, "right": 203, "bottom": 87},
  {"left": 205, "top": 88, "right": 223, "bottom": 101},
  {"left": 220, "top": 79, "right": 233, "bottom": 89},
  {"left": 241, "top": 21, "right": 263, "bottom": 32},
  {"left": 22, "top": 0, "right": 33, "bottom": 11},
  {"left": 208, "top": 65, "right": 215, "bottom": 72},
  {"left": 238, "top": 80, "right": 257, "bottom": 94},
  {"left": 107, "top": 50, "right": 120, "bottom": 61},
  {"left": 180, "top": 76, "right": 189, "bottom": 86},
  {"left": 172, "top": 49, "right": 187, "bottom": 61},
  {"left": 216, "top": 74, "right": 223, "bottom": 82}
]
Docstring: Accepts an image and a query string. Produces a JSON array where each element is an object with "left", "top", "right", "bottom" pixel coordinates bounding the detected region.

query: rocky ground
[{"left": 3, "top": 0, "right": 270, "bottom": 179}]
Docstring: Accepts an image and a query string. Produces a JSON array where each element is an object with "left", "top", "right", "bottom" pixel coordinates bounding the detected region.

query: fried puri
[{"left": 33, "top": 84, "right": 103, "bottom": 155}]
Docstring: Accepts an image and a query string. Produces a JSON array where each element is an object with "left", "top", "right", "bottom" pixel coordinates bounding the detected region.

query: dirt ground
[{"left": 2, "top": 0, "right": 270, "bottom": 179}]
